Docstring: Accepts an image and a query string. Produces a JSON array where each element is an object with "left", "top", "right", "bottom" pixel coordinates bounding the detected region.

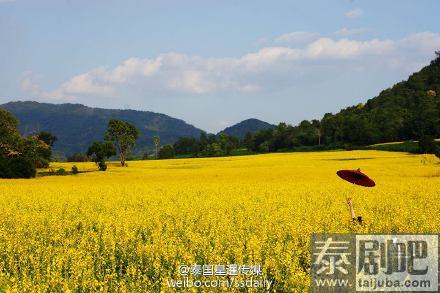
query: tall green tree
[{"left": 105, "top": 119, "right": 139, "bottom": 166}]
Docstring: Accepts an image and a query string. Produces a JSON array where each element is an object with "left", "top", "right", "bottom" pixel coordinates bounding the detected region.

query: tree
[
  {"left": 312, "top": 120, "right": 321, "bottom": 146},
  {"left": 0, "top": 155, "right": 35, "bottom": 178},
  {"left": 22, "top": 135, "right": 51, "bottom": 168},
  {"left": 0, "top": 109, "right": 38, "bottom": 178},
  {"left": 243, "top": 132, "right": 254, "bottom": 151},
  {"left": 87, "top": 141, "right": 116, "bottom": 171},
  {"left": 418, "top": 135, "right": 438, "bottom": 155},
  {"left": 35, "top": 131, "right": 57, "bottom": 166},
  {"left": 37, "top": 131, "right": 57, "bottom": 147},
  {"left": 173, "top": 137, "right": 200, "bottom": 155},
  {"left": 205, "top": 143, "right": 223, "bottom": 157},
  {"left": 105, "top": 119, "right": 139, "bottom": 166},
  {"left": 158, "top": 145, "right": 175, "bottom": 159},
  {"left": 153, "top": 136, "right": 160, "bottom": 159},
  {"left": 218, "top": 133, "right": 238, "bottom": 155},
  {"left": 0, "top": 108, "right": 21, "bottom": 150}
]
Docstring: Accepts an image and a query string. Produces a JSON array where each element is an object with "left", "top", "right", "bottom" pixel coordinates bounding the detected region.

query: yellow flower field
[{"left": 0, "top": 150, "right": 439, "bottom": 291}]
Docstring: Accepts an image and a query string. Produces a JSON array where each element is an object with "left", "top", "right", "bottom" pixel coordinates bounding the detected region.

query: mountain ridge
[
  {"left": 218, "top": 118, "right": 275, "bottom": 139},
  {"left": 0, "top": 101, "right": 204, "bottom": 157}
]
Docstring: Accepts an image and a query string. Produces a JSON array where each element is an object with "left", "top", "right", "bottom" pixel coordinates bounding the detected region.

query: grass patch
[
  {"left": 325, "top": 157, "right": 375, "bottom": 161},
  {"left": 365, "top": 140, "right": 440, "bottom": 153}
]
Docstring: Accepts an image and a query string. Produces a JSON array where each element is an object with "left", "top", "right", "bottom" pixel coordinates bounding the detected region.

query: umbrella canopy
[{"left": 336, "top": 168, "right": 375, "bottom": 187}]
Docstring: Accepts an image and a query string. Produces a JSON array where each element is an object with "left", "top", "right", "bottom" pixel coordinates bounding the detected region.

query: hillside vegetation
[
  {"left": 0, "top": 101, "right": 202, "bottom": 156},
  {"left": 219, "top": 118, "right": 274, "bottom": 139}
]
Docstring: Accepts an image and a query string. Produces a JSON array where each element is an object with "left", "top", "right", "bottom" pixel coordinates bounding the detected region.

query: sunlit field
[{"left": 0, "top": 151, "right": 439, "bottom": 291}]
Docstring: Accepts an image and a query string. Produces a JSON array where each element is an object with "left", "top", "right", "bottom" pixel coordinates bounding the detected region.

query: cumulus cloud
[
  {"left": 275, "top": 32, "right": 320, "bottom": 44},
  {"left": 398, "top": 32, "right": 440, "bottom": 54},
  {"left": 21, "top": 32, "right": 440, "bottom": 101},
  {"left": 20, "top": 72, "right": 75, "bottom": 101},
  {"left": 335, "top": 27, "right": 368, "bottom": 36},
  {"left": 345, "top": 8, "right": 363, "bottom": 18},
  {"left": 59, "top": 70, "right": 115, "bottom": 96}
]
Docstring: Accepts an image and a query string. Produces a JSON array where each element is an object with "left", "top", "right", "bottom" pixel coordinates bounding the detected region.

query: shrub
[
  {"left": 0, "top": 155, "right": 36, "bottom": 178},
  {"left": 98, "top": 161, "right": 107, "bottom": 171},
  {"left": 418, "top": 135, "right": 438, "bottom": 154},
  {"left": 71, "top": 165, "right": 79, "bottom": 174},
  {"left": 56, "top": 168, "right": 67, "bottom": 175}
]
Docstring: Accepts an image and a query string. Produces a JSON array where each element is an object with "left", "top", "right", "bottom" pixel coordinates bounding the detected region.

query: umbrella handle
[{"left": 346, "top": 198, "right": 356, "bottom": 220}]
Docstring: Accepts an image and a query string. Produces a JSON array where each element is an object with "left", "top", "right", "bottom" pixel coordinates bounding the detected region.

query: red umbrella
[{"left": 336, "top": 168, "right": 375, "bottom": 187}]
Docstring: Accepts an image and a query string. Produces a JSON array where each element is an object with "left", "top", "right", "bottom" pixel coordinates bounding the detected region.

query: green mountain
[
  {"left": 219, "top": 118, "right": 274, "bottom": 139},
  {"left": 319, "top": 54, "right": 440, "bottom": 145},
  {"left": 0, "top": 101, "right": 202, "bottom": 157}
]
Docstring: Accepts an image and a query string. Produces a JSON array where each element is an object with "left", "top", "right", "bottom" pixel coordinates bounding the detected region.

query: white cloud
[
  {"left": 345, "top": 8, "right": 363, "bottom": 18},
  {"left": 104, "top": 57, "right": 162, "bottom": 83},
  {"left": 20, "top": 72, "right": 75, "bottom": 101},
  {"left": 21, "top": 32, "right": 440, "bottom": 101},
  {"left": 398, "top": 32, "right": 440, "bottom": 54},
  {"left": 168, "top": 70, "right": 216, "bottom": 94},
  {"left": 60, "top": 70, "right": 115, "bottom": 96},
  {"left": 304, "top": 38, "right": 394, "bottom": 59},
  {"left": 275, "top": 32, "right": 320, "bottom": 44},
  {"left": 335, "top": 27, "right": 368, "bottom": 36}
]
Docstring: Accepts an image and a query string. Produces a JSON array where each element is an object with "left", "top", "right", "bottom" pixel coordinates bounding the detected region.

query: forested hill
[
  {"left": 219, "top": 118, "right": 274, "bottom": 139},
  {"left": 0, "top": 101, "right": 202, "bottom": 156},
  {"left": 321, "top": 53, "right": 440, "bottom": 145},
  {"left": 245, "top": 53, "right": 440, "bottom": 152}
]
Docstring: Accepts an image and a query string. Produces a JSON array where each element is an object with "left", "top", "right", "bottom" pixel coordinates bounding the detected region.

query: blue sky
[{"left": 0, "top": 0, "right": 439, "bottom": 132}]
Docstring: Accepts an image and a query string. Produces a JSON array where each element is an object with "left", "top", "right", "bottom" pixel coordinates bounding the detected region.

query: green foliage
[
  {"left": 418, "top": 135, "right": 439, "bottom": 155},
  {"left": 35, "top": 131, "right": 57, "bottom": 166},
  {"left": 220, "top": 118, "right": 274, "bottom": 139},
  {"left": 0, "top": 109, "right": 55, "bottom": 178},
  {"left": 55, "top": 168, "right": 67, "bottom": 175},
  {"left": 0, "top": 155, "right": 36, "bottom": 178},
  {"left": 105, "top": 119, "right": 140, "bottom": 166},
  {"left": 217, "top": 133, "right": 239, "bottom": 155},
  {"left": 173, "top": 132, "right": 239, "bottom": 157},
  {"left": 0, "top": 108, "right": 20, "bottom": 147},
  {"left": 173, "top": 137, "right": 199, "bottom": 156},
  {"left": 98, "top": 161, "right": 107, "bottom": 171},
  {"left": 87, "top": 141, "right": 116, "bottom": 171},
  {"left": 37, "top": 131, "right": 57, "bottom": 147},
  {"left": 158, "top": 145, "right": 175, "bottom": 159},
  {"left": 205, "top": 143, "right": 223, "bottom": 157},
  {"left": 71, "top": 165, "right": 79, "bottom": 174}
]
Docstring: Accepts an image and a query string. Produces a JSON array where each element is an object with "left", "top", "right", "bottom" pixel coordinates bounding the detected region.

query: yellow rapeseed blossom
[{"left": 0, "top": 150, "right": 439, "bottom": 291}]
